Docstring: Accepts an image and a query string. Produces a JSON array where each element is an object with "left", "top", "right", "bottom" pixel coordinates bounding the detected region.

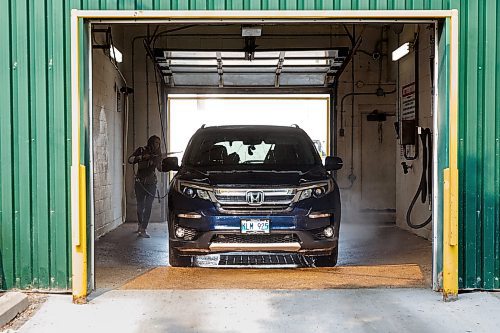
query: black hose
[
  {"left": 132, "top": 161, "right": 169, "bottom": 200},
  {"left": 406, "top": 128, "right": 432, "bottom": 229}
]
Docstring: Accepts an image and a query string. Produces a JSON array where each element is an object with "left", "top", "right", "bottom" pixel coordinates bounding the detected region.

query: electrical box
[{"left": 401, "top": 119, "right": 416, "bottom": 145}]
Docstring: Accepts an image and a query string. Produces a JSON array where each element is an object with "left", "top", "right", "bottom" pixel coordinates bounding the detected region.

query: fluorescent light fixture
[
  {"left": 241, "top": 26, "right": 262, "bottom": 37},
  {"left": 110, "top": 45, "right": 122, "bottom": 63},
  {"left": 392, "top": 42, "right": 411, "bottom": 61}
]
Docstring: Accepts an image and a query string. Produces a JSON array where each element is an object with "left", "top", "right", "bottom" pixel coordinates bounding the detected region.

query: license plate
[{"left": 241, "top": 219, "right": 270, "bottom": 234}]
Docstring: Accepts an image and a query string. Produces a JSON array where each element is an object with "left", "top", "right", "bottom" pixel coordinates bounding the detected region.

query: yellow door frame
[{"left": 71, "top": 9, "right": 459, "bottom": 303}]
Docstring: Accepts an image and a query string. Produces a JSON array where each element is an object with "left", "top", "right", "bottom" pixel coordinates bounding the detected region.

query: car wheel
[
  {"left": 314, "top": 246, "right": 338, "bottom": 267},
  {"left": 169, "top": 242, "right": 192, "bottom": 267}
]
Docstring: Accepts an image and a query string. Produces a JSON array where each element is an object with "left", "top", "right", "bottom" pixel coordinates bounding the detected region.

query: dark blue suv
[{"left": 162, "top": 125, "right": 343, "bottom": 267}]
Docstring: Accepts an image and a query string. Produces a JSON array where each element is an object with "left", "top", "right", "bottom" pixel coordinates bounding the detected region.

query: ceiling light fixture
[
  {"left": 110, "top": 45, "right": 123, "bottom": 63},
  {"left": 241, "top": 26, "right": 262, "bottom": 37},
  {"left": 392, "top": 42, "right": 412, "bottom": 61}
]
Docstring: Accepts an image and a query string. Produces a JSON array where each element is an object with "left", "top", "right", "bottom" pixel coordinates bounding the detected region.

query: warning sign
[{"left": 401, "top": 82, "right": 416, "bottom": 120}]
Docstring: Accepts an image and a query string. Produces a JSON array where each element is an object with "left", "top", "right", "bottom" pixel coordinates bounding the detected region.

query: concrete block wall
[{"left": 92, "top": 26, "right": 126, "bottom": 238}]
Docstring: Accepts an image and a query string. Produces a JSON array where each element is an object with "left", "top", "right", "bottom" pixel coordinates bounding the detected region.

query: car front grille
[
  {"left": 215, "top": 205, "right": 292, "bottom": 214},
  {"left": 213, "top": 187, "right": 296, "bottom": 214},
  {"left": 211, "top": 233, "right": 300, "bottom": 244}
]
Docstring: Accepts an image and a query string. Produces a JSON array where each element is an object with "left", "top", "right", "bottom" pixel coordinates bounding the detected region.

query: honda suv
[{"left": 163, "top": 125, "right": 343, "bottom": 267}]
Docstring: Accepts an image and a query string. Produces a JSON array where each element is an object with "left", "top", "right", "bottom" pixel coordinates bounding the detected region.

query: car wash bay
[
  {"left": 89, "top": 18, "right": 438, "bottom": 293},
  {"left": 3, "top": 0, "right": 500, "bottom": 308}
]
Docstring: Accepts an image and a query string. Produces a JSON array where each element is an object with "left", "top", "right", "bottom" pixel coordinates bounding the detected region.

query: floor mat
[{"left": 120, "top": 264, "right": 426, "bottom": 290}]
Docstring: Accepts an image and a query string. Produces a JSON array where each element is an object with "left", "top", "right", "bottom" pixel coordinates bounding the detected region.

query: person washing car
[{"left": 128, "top": 135, "right": 163, "bottom": 238}]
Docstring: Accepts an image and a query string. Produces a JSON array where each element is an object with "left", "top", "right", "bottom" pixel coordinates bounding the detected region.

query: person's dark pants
[{"left": 135, "top": 181, "right": 157, "bottom": 230}]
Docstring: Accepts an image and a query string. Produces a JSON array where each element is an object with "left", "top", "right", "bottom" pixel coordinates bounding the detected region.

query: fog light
[
  {"left": 175, "top": 227, "right": 185, "bottom": 238},
  {"left": 323, "top": 226, "right": 334, "bottom": 238}
]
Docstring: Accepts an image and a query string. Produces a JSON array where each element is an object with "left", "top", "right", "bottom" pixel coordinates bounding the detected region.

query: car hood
[{"left": 176, "top": 167, "right": 329, "bottom": 187}]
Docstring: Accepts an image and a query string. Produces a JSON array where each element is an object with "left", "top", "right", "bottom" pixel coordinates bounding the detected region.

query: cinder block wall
[{"left": 92, "top": 26, "right": 126, "bottom": 238}]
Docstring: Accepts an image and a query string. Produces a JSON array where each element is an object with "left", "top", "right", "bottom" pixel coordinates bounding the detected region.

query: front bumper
[
  {"left": 168, "top": 190, "right": 340, "bottom": 256},
  {"left": 170, "top": 216, "right": 338, "bottom": 256}
]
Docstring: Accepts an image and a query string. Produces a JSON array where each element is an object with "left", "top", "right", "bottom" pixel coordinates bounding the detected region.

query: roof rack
[
  {"left": 201, "top": 124, "right": 206, "bottom": 128},
  {"left": 291, "top": 124, "right": 300, "bottom": 128}
]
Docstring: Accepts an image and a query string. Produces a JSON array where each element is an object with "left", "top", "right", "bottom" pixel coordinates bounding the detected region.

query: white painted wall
[
  {"left": 393, "top": 24, "right": 434, "bottom": 239},
  {"left": 92, "top": 26, "right": 125, "bottom": 238},
  {"left": 335, "top": 25, "right": 398, "bottom": 222},
  {"left": 336, "top": 24, "right": 434, "bottom": 240}
]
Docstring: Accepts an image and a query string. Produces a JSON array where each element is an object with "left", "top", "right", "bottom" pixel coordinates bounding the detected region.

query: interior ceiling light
[
  {"left": 110, "top": 45, "right": 122, "bottom": 63},
  {"left": 241, "top": 26, "right": 262, "bottom": 37},
  {"left": 392, "top": 42, "right": 411, "bottom": 61}
]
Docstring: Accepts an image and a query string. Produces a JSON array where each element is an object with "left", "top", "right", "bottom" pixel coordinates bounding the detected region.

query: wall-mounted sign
[{"left": 401, "top": 82, "right": 416, "bottom": 120}]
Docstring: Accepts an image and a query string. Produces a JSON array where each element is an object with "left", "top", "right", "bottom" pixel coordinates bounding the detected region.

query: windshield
[{"left": 183, "top": 129, "right": 321, "bottom": 170}]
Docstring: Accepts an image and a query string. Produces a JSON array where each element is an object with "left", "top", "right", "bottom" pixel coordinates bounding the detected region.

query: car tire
[
  {"left": 314, "top": 246, "right": 338, "bottom": 267},
  {"left": 169, "top": 242, "right": 192, "bottom": 267}
]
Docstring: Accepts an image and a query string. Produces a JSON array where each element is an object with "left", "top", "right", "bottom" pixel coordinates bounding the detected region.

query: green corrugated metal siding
[
  {"left": 0, "top": 0, "right": 498, "bottom": 290},
  {"left": 0, "top": 0, "right": 72, "bottom": 290},
  {"left": 458, "top": 0, "right": 500, "bottom": 290}
]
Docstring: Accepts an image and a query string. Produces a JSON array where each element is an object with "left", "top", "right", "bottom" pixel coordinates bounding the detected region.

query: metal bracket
[
  {"left": 275, "top": 51, "right": 285, "bottom": 87},
  {"left": 92, "top": 27, "right": 111, "bottom": 49}
]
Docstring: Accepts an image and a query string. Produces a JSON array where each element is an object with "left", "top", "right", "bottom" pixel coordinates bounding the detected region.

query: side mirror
[
  {"left": 162, "top": 157, "right": 180, "bottom": 172},
  {"left": 325, "top": 156, "right": 343, "bottom": 171}
]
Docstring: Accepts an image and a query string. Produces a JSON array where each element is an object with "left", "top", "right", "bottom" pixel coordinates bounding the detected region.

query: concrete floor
[
  {"left": 95, "top": 219, "right": 432, "bottom": 290},
  {"left": 18, "top": 289, "right": 500, "bottom": 333},
  {"left": 19, "top": 223, "right": 488, "bottom": 333}
]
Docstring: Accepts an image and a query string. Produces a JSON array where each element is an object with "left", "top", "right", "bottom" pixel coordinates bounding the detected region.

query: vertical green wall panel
[
  {"left": 459, "top": 0, "right": 479, "bottom": 289},
  {"left": 0, "top": 0, "right": 499, "bottom": 290},
  {"left": 0, "top": 0, "right": 14, "bottom": 290},
  {"left": 495, "top": 0, "right": 500, "bottom": 292},
  {"left": 13, "top": 0, "right": 33, "bottom": 289},
  {"left": 456, "top": 0, "right": 500, "bottom": 290},
  {"left": 31, "top": 0, "right": 50, "bottom": 288}
]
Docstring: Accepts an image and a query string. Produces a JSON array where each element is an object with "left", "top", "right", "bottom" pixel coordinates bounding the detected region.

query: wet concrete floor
[{"left": 95, "top": 219, "right": 432, "bottom": 290}]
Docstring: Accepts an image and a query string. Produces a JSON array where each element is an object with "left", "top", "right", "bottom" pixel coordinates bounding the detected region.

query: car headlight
[
  {"left": 297, "top": 180, "right": 333, "bottom": 201},
  {"left": 176, "top": 181, "right": 213, "bottom": 201},
  {"left": 299, "top": 188, "right": 313, "bottom": 201}
]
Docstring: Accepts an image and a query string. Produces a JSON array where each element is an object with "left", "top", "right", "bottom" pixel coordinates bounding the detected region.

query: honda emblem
[{"left": 246, "top": 191, "right": 264, "bottom": 205}]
